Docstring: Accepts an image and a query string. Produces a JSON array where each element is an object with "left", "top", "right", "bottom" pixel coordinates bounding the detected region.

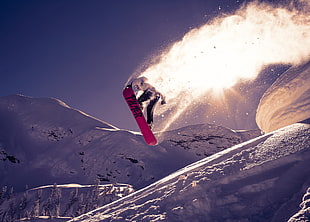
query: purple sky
[{"left": 0, "top": 0, "right": 278, "bottom": 130}]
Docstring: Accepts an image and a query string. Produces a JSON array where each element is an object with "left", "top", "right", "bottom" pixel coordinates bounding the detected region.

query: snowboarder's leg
[
  {"left": 146, "top": 95, "right": 160, "bottom": 129},
  {"left": 138, "top": 91, "right": 152, "bottom": 109}
]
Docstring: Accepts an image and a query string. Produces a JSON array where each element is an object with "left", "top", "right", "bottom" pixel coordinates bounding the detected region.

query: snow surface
[
  {"left": 256, "top": 61, "right": 310, "bottom": 133},
  {"left": 70, "top": 122, "right": 310, "bottom": 222}
]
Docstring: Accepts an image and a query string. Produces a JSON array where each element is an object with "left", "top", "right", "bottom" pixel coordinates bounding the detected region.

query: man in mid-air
[{"left": 131, "top": 77, "right": 166, "bottom": 129}]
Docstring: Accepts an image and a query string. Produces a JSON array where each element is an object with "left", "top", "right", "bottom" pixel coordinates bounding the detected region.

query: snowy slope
[
  {"left": 256, "top": 60, "right": 310, "bottom": 133},
  {"left": 71, "top": 122, "right": 310, "bottom": 222},
  {"left": 0, "top": 95, "right": 258, "bottom": 193}
]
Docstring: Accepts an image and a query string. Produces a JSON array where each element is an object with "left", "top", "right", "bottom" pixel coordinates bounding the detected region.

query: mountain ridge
[{"left": 0, "top": 94, "right": 260, "bottom": 192}]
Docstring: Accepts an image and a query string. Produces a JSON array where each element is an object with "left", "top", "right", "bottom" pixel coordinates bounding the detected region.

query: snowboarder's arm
[
  {"left": 161, "top": 95, "right": 166, "bottom": 105},
  {"left": 156, "top": 92, "right": 166, "bottom": 105}
]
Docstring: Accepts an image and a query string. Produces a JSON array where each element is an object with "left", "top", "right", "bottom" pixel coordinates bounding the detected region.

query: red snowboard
[{"left": 123, "top": 85, "right": 157, "bottom": 145}]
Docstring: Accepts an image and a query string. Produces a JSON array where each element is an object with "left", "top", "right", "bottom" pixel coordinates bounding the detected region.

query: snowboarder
[{"left": 130, "top": 77, "right": 166, "bottom": 129}]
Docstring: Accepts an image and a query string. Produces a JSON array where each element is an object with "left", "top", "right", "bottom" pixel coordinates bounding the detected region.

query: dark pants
[{"left": 138, "top": 91, "right": 160, "bottom": 126}]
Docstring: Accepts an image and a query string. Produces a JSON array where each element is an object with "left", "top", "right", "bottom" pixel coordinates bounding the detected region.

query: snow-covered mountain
[
  {"left": 0, "top": 95, "right": 259, "bottom": 194},
  {"left": 1, "top": 59, "right": 309, "bottom": 222},
  {"left": 70, "top": 122, "right": 310, "bottom": 222}
]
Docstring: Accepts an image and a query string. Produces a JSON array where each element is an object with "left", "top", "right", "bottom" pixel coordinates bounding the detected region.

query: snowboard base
[{"left": 123, "top": 85, "right": 157, "bottom": 145}]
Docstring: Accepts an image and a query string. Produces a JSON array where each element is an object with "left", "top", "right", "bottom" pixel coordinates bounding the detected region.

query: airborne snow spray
[{"left": 127, "top": 1, "right": 310, "bottom": 139}]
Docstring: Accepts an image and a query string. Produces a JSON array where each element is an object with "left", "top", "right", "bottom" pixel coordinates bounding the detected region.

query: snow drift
[
  {"left": 256, "top": 61, "right": 310, "bottom": 133},
  {"left": 71, "top": 122, "right": 310, "bottom": 222}
]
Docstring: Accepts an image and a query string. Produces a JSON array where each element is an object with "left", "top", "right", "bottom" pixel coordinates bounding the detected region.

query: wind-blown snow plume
[{"left": 130, "top": 1, "right": 310, "bottom": 132}]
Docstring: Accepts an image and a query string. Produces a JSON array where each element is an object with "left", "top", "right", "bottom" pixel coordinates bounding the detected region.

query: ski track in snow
[{"left": 70, "top": 123, "right": 310, "bottom": 222}]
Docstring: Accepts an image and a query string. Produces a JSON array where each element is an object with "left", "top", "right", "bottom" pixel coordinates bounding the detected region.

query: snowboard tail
[{"left": 123, "top": 86, "right": 157, "bottom": 145}]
